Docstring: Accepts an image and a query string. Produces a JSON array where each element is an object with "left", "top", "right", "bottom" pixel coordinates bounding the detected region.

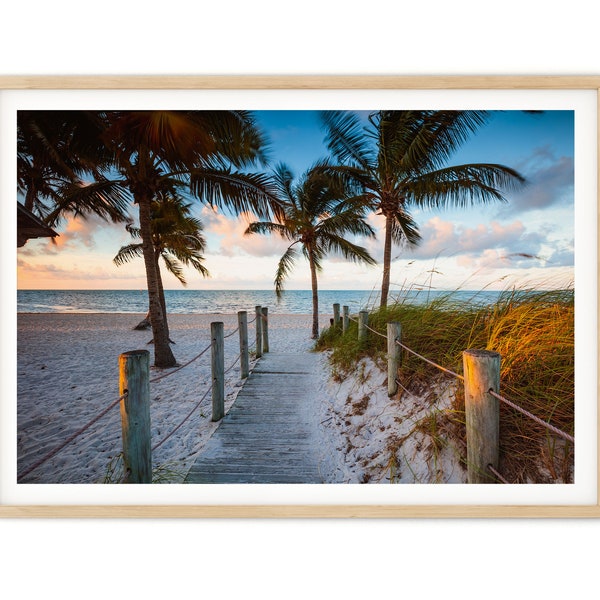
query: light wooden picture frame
[{"left": 3, "top": 75, "right": 598, "bottom": 518}]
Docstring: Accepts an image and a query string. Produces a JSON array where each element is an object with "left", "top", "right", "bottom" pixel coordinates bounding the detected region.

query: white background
[{"left": 2, "top": 2, "right": 599, "bottom": 598}]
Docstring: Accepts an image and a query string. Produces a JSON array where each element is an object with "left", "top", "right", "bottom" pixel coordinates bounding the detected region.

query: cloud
[
  {"left": 201, "top": 207, "right": 292, "bottom": 258},
  {"left": 498, "top": 146, "right": 574, "bottom": 216},
  {"left": 361, "top": 213, "right": 554, "bottom": 268},
  {"left": 17, "top": 258, "right": 140, "bottom": 282},
  {"left": 19, "top": 213, "right": 126, "bottom": 256},
  {"left": 400, "top": 216, "right": 560, "bottom": 271}
]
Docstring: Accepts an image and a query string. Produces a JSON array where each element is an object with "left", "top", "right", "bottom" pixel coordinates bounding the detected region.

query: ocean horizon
[{"left": 17, "top": 288, "right": 509, "bottom": 315}]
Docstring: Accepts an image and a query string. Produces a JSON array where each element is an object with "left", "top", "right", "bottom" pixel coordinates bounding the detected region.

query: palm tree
[
  {"left": 245, "top": 163, "right": 377, "bottom": 339},
  {"left": 320, "top": 110, "right": 526, "bottom": 308},
  {"left": 42, "top": 110, "right": 280, "bottom": 367},
  {"left": 17, "top": 111, "right": 128, "bottom": 222},
  {"left": 113, "top": 196, "right": 210, "bottom": 337}
]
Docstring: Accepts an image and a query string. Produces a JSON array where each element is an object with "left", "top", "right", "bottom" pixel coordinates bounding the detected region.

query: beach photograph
[{"left": 14, "top": 103, "right": 580, "bottom": 492}]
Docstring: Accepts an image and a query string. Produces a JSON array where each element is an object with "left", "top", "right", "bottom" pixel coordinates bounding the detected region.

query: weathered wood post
[
  {"left": 238, "top": 310, "right": 249, "bottom": 379},
  {"left": 333, "top": 303, "right": 341, "bottom": 328},
  {"left": 255, "top": 305, "right": 263, "bottom": 358},
  {"left": 358, "top": 310, "right": 369, "bottom": 344},
  {"left": 261, "top": 306, "right": 269, "bottom": 353},
  {"left": 387, "top": 322, "right": 402, "bottom": 397},
  {"left": 119, "top": 350, "right": 152, "bottom": 483},
  {"left": 211, "top": 321, "right": 225, "bottom": 421},
  {"left": 342, "top": 305, "right": 349, "bottom": 333},
  {"left": 463, "top": 349, "right": 501, "bottom": 483}
]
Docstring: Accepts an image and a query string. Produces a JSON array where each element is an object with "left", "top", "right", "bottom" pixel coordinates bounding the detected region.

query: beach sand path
[{"left": 184, "top": 351, "right": 326, "bottom": 483}]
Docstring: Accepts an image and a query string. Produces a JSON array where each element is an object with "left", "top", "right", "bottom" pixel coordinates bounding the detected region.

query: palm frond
[
  {"left": 179, "top": 255, "right": 210, "bottom": 278},
  {"left": 206, "top": 110, "right": 271, "bottom": 168},
  {"left": 395, "top": 111, "right": 492, "bottom": 173},
  {"left": 317, "top": 206, "right": 377, "bottom": 240},
  {"left": 160, "top": 252, "right": 187, "bottom": 285},
  {"left": 245, "top": 220, "right": 295, "bottom": 240},
  {"left": 46, "top": 177, "right": 131, "bottom": 226},
  {"left": 113, "top": 243, "right": 143, "bottom": 266},
  {"left": 320, "top": 111, "right": 373, "bottom": 170},
  {"left": 409, "top": 163, "right": 526, "bottom": 209},
  {"left": 189, "top": 168, "right": 282, "bottom": 221},
  {"left": 319, "top": 233, "right": 378, "bottom": 266},
  {"left": 391, "top": 211, "right": 422, "bottom": 247},
  {"left": 275, "top": 244, "right": 300, "bottom": 298},
  {"left": 271, "top": 163, "right": 298, "bottom": 204},
  {"left": 125, "top": 221, "right": 141, "bottom": 238}
]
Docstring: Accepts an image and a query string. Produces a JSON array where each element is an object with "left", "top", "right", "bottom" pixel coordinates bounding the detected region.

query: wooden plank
[{"left": 185, "top": 352, "right": 325, "bottom": 484}]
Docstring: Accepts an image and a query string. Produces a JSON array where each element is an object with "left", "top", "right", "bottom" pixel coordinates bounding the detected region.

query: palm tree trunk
[
  {"left": 137, "top": 193, "right": 176, "bottom": 367},
  {"left": 380, "top": 215, "right": 393, "bottom": 308},
  {"left": 309, "top": 252, "right": 319, "bottom": 339},
  {"left": 154, "top": 249, "right": 171, "bottom": 342}
]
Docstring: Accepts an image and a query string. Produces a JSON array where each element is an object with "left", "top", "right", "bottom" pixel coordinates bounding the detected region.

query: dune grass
[{"left": 316, "top": 286, "right": 574, "bottom": 483}]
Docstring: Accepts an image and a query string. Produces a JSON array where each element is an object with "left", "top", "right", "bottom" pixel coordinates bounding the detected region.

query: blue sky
[{"left": 17, "top": 110, "right": 575, "bottom": 292}]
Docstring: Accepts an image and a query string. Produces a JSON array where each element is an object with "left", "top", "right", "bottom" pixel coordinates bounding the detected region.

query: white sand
[
  {"left": 17, "top": 313, "right": 335, "bottom": 483},
  {"left": 321, "top": 356, "right": 466, "bottom": 483},
  {"left": 17, "top": 312, "right": 465, "bottom": 484}
]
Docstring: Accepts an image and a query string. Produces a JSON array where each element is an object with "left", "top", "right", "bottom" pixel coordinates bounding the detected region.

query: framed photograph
[{"left": 2, "top": 76, "right": 598, "bottom": 517}]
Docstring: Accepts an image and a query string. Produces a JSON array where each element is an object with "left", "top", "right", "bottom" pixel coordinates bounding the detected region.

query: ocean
[{"left": 16, "top": 288, "right": 505, "bottom": 315}]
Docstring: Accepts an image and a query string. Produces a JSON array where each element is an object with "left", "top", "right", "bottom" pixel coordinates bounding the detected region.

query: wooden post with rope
[
  {"left": 358, "top": 310, "right": 369, "bottom": 344},
  {"left": 261, "top": 306, "right": 269, "bottom": 353},
  {"left": 333, "top": 303, "right": 341, "bottom": 328},
  {"left": 211, "top": 322, "right": 225, "bottom": 422},
  {"left": 255, "top": 305, "right": 263, "bottom": 358},
  {"left": 342, "top": 305, "right": 349, "bottom": 333},
  {"left": 238, "top": 310, "right": 249, "bottom": 379},
  {"left": 119, "top": 349, "right": 152, "bottom": 483},
  {"left": 463, "top": 349, "right": 501, "bottom": 483},
  {"left": 387, "top": 322, "right": 402, "bottom": 397}
]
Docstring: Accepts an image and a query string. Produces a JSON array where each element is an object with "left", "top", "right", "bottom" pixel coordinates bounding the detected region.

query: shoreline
[{"left": 16, "top": 311, "right": 328, "bottom": 316}]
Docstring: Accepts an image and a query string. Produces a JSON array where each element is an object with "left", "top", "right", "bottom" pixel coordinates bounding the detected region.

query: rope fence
[
  {"left": 18, "top": 306, "right": 270, "bottom": 483},
  {"left": 17, "top": 393, "right": 126, "bottom": 482},
  {"left": 333, "top": 302, "right": 574, "bottom": 484}
]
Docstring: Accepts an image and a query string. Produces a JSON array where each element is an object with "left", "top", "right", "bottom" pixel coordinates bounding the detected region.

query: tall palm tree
[
  {"left": 113, "top": 196, "right": 210, "bottom": 337},
  {"left": 245, "top": 163, "right": 377, "bottom": 339},
  {"left": 320, "top": 110, "right": 526, "bottom": 307},
  {"left": 41, "top": 110, "right": 280, "bottom": 367}
]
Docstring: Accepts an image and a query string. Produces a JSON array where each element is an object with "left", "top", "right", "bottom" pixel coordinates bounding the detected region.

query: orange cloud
[{"left": 202, "top": 207, "right": 291, "bottom": 258}]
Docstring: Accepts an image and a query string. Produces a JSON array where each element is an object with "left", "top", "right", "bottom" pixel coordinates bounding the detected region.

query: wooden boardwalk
[{"left": 184, "top": 352, "right": 324, "bottom": 484}]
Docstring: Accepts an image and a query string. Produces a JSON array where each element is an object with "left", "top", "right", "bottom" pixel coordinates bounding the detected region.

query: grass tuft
[{"left": 317, "top": 284, "right": 574, "bottom": 483}]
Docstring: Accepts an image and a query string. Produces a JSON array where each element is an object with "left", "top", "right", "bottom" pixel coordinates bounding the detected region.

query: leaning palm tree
[
  {"left": 245, "top": 163, "right": 377, "bottom": 339},
  {"left": 113, "top": 196, "right": 210, "bottom": 337},
  {"left": 320, "top": 110, "right": 526, "bottom": 307},
  {"left": 40, "top": 110, "right": 280, "bottom": 367}
]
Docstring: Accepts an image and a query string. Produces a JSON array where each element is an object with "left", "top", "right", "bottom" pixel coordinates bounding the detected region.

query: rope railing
[
  {"left": 152, "top": 341, "right": 250, "bottom": 452},
  {"left": 396, "top": 340, "right": 465, "bottom": 382},
  {"left": 149, "top": 343, "right": 212, "bottom": 383},
  {"left": 487, "top": 464, "right": 511, "bottom": 484},
  {"left": 152, "top": 387, "right": 212, "bottom": 452},
  {"left": 120, "top": 307, "right": 269, "bottom": 481},
  {"left": 224, "top": 352, "right": 242, "bottom": 375},
  {"left": 333, "top": 302, "right": 573, "bottom": 484},
  {"left": 18, "top": 306, "right": 269, "bottom": 483},
  {"left": 395, "top": 338, "right": 573, "bottom": 446},
  {"left": 489, "top": 389, "right": 574, "bottom": 444},
  {"left": 223, "top": 325, "right": 240, "bottom": 340},
  {"left": 17, "top": 392, "right": 126, "bottom": 482}
]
